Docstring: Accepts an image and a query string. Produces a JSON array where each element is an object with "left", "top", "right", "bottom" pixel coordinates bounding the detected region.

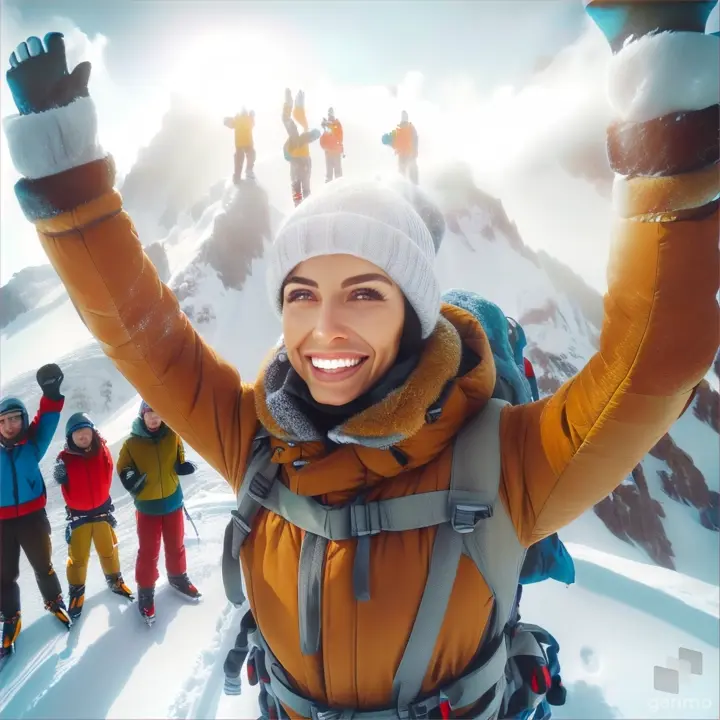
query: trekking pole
[{"left": 183, "top": 505, "right": 200, "bottom": 541}]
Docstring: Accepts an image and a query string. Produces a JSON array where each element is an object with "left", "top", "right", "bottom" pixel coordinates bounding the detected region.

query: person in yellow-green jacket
[
  {"left": 282, "top": 88, "right": 320, "bottom": 206},
  {"left": 116, "top": 401, "right": 201, "bottom": 624}
]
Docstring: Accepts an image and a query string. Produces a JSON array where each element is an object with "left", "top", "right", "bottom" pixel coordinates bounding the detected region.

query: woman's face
[{"left": 282, "top": 254, "right": 406, "bottom": 406}]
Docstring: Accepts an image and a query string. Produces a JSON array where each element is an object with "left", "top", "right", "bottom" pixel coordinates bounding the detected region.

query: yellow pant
[{"left": 67, "top": 521, "right": 120, "bottom": 586}]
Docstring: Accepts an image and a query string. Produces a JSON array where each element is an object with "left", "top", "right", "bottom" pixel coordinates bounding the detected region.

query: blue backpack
[{"left": 443, "top": 289, "right": 570, "bottom": 719}]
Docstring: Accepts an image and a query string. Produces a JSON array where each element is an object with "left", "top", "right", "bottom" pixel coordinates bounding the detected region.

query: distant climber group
[
  {"left": 1, "top": 365, "right": 203, "bottom": 660},
  {"left": 224, "top": 88, "right": 420, "bottom": 206}
]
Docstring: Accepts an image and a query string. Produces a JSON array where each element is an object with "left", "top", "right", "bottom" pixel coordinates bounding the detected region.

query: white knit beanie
[{"left": 266, "top": 178, "right": 441, "bottom": 338}]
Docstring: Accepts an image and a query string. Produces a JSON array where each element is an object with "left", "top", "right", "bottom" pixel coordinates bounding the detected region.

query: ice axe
[
  {"left": 183, "top": 505, "right": 200, "bottom": 541},
  {"left": 584, "top": 0, "right": 716, "bottom": 52}
]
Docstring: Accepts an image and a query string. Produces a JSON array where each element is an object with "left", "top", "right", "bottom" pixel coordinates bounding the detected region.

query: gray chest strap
[{"left": 230, "top": 399, "right": 525, "bottom": 718}]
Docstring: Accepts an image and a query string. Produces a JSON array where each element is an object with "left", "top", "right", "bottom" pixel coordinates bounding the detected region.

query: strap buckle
[
  {"left": 350, "top": 502, "right": 382, "bottom": 537},
  {"left": 249, "top": 471, "right": 274, "bottom": 500},
  {"left": 230, "top": 511, "right": 252, "bottom": 559},
  {"left": 425, "top": 404, "right": 443, "bottom": 425},
  {"left": 310, "top": 707, "right": 344, "bottom": 720},
  {"left": 451, "top": 503, "right": 493, "bottom": 533}
]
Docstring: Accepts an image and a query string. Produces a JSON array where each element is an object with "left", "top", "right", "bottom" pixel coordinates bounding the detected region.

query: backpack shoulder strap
[
  {"left": 390, "top": 399, "right": 516, "bottom": 715},
  {"left": 230, "top": 428, "right": 276, "bottom": 561},
  {"left": 223, "top": 428, "right": 277, "bottom": 607},
  {"left": 452, "top": 398, "right": 527, "bottom": 638}
]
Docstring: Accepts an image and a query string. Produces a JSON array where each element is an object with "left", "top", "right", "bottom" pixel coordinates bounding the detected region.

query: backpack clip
[
  {"left": 451, "top": 503, "right": 493, "bottom": 533},
  {"left": 407, "top": 699, "right": 431, "bottom": 720},
  {"left": 350, "top": 501, "right": 382, "bottom": 537},
  {"left": 310, "top": 708, "right": 344, "bottom": 720}
]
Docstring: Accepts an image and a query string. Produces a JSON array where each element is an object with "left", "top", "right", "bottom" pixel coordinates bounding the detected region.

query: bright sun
[{"left": 168, "top": 28, "right": 300, "bottom": 118}]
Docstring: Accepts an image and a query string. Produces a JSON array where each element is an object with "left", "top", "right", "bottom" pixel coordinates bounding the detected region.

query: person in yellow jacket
[
  {"left": 3, "top": 22, "right": 718, "bottom": 718},
  {"left": 282, "top": 88, "right": 320, "bottom": 206},
  {"left": 116, "top": 402, "right": 200, "bottom": 624},
  {"left": 223, "top": 108, "right": 255, "bottom": 183}
]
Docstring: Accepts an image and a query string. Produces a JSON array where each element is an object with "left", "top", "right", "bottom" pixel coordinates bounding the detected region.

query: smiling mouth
[{"left": 307, "top": 355, "right": 369, "bottom": 380}]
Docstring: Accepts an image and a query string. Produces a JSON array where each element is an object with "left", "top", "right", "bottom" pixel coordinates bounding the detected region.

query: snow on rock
[
  {"left": 119, "top": 95, "right": 233, "bottom": 245},
  {"left": 692, "top": 379, "right": 720, "bottom": 433},
  {"left": 0, "top": 264, "right": 62, "bottom": 331},
  {"left": 593, "top": 464, "right": 675, "bottom": 570},
  {"left": 650, "top": 434, "right": 712, "bottom": 513}
]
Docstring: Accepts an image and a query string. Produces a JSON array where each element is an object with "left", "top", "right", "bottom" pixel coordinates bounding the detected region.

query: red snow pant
[{"left": 135, "top": 508, "right": 186, "bottom": 588}]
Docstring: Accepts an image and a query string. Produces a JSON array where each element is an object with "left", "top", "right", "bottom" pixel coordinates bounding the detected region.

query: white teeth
[{"left": 311, "top": 357, "right": 363, "bottom": 370}]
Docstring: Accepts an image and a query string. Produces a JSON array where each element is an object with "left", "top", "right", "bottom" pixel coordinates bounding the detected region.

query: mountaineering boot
[
  {"left": 1, "top": 612, "right": 21, "bottom": 658},
  {"left": 138, "top": 586, "right": 155, "bottom": 626},
  {"left": 168, "top": 573, "right": 202, "bottom": 600},
  {"left": 68, "top": 584, "right": 85, "bottom": 620},
  {"left": 45, "top": 594, "right": 72, "bottom": 629},
  {"left": 245, "top": 169, "right": 256, "bottom": 181},
  {"left": 106, "top": 573, "right": 135, "bottom": 601}
]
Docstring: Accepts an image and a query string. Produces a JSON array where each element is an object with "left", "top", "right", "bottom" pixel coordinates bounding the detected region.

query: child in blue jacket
[{"left": 1, "top": 364, "right": 72, "bottom": 658}]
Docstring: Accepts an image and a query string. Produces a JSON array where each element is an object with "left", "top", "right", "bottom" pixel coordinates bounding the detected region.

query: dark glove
[
  {"left": 36, "top": 363, "right": 64, "bottom": 401},
  {"left": 53, "top": 458, "right": 68, "bottom": 485},
  {"left": 7, "top": 32, "right": 91, "bottom": 115},
  {"left": 175, "top": 460, "right": 197, "bottom": 476},
  {"left": 119, "top": 468, "right": 147, "bottom": 496}
]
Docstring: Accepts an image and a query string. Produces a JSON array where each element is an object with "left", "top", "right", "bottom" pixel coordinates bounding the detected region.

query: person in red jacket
[{"left": 54, "top": 412, "right": 133, "bottom": 619}]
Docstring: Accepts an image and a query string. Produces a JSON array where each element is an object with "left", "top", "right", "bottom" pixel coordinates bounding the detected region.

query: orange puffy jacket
[
  {"left": 24, "top": 119, "right": 720, "bottom": 717},
  {"left": 320, "top": 119, "right": 343, "bottom": 153},
  {"left": 392, "top": 122, "right": 417, "bottom": 157}
]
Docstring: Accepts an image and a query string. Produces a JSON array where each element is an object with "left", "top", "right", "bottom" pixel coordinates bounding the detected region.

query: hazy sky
[{"left": 7, "top": 1, "right": 585, "bottom": 91}]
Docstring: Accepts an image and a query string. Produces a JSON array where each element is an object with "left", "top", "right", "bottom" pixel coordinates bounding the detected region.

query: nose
[{"left": 312, "top": 301, "right": 348, "bottom": 344}]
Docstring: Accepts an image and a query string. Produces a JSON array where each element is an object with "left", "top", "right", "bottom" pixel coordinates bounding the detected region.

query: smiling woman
[{"left": 166, "top": 28, "right": 304, "bottom": 118}]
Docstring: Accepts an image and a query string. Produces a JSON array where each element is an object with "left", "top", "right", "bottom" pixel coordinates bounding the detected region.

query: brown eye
[
  {"left": 351, "top": 288, "right": 386, "bottom": 301},
  {"left": 285, "top": 288, "right": 315, "bottom": 303}
]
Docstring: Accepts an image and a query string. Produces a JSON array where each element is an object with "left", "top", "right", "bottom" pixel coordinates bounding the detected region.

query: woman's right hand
[{"left": 6, "top": 32, "right": 91, "bottom": 116}]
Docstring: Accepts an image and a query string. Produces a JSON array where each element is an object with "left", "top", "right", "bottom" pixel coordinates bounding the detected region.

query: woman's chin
[{"left": 308, "top": 385, "right": 363, "bottom": 407}]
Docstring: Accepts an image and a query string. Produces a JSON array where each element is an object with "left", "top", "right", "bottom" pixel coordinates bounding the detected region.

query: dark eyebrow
[
  {"left": 341, "top": 273, "right": 393, "bottom": 288},
  {"left": 284, "top": 276, "right": 318, "bottom": 288}
]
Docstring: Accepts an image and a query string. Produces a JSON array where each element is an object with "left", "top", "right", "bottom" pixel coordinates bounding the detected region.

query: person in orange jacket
[
  {"left": 4, "top": 24, "right": 718, "bottom": 719},
  {"left": 382, "top": 110, "right": 419, "bottom": 184},
  {"left": 54, "top": 412, "right": 134, "bottom": 620},
  {"left": 224, "top": 108, "right": 255, "bottom": 183},
  {"left": 319, "top": 107, "right": 343, "bottom": 182}
]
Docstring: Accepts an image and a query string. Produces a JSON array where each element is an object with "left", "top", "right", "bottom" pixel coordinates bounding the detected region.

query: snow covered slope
[{"left": 0, "top": 147, "right": 717, "bottom": 718}]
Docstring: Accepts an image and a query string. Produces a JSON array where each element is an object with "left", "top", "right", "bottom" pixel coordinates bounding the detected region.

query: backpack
[
  {"left": 519, "top": 533, "right": 575, "bottom": 586},
  {"left": 221, "top": 293, "right": 567, "bottom": 720}
]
